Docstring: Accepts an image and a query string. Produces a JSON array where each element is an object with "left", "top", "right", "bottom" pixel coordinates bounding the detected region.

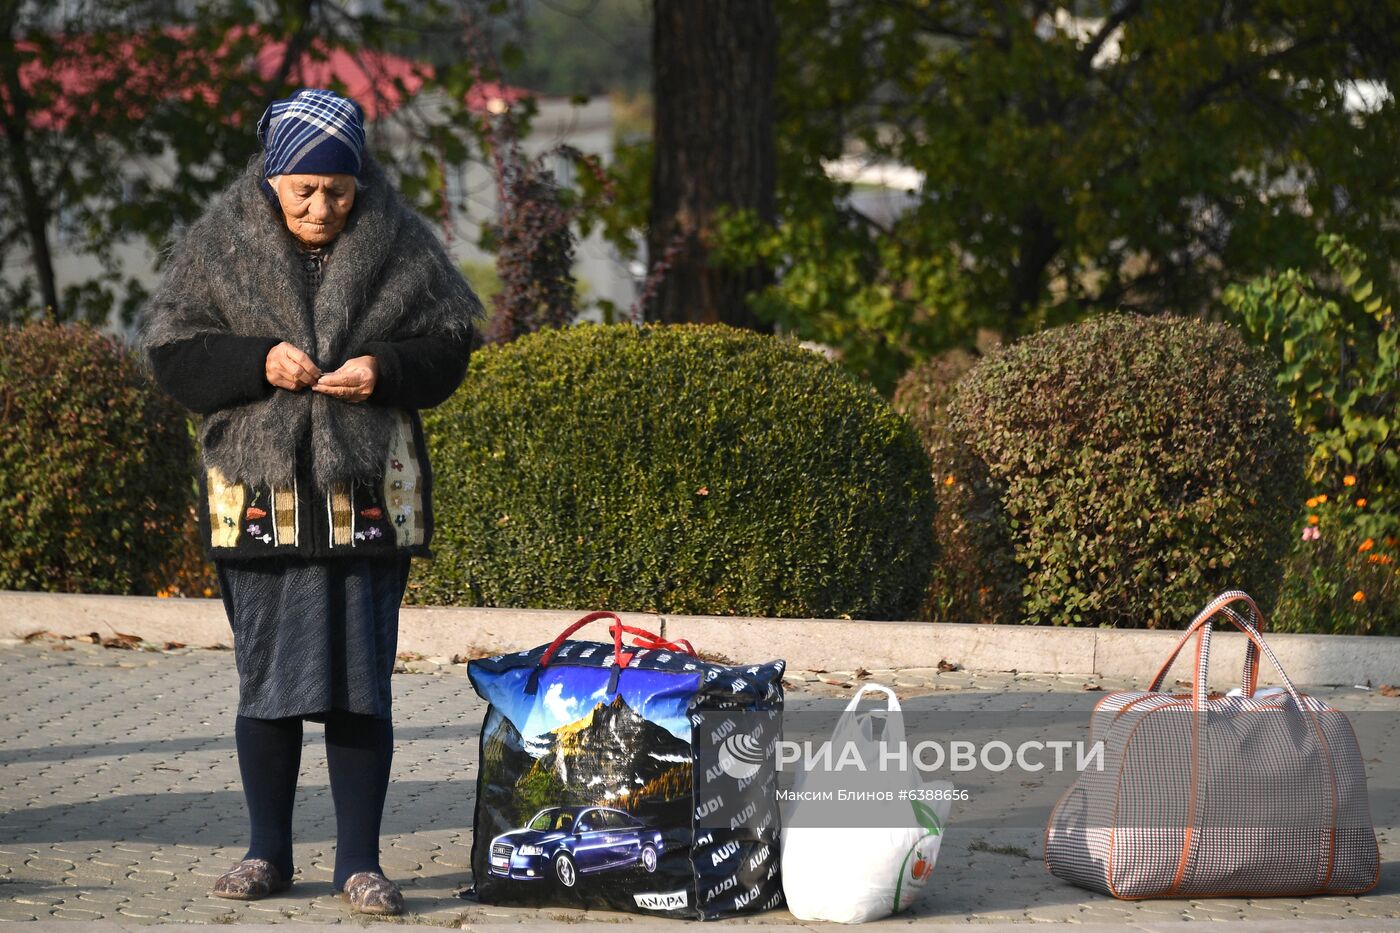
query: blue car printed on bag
[{"left": 489, "top": 806, "right": 665, "bottom": 888}]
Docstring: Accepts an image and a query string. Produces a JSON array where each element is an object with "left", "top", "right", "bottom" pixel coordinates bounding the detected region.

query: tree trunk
[
  {"left": 0, "top": 10, "right": 60, "bottom": 320},
  {"left": 645, "top": 0, "right": 776, "bottom": 330}
]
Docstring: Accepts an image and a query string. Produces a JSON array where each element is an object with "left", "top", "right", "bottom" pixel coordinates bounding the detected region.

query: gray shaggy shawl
[{"left": 142, "top": 153, "right": 483, "bottom": 490}]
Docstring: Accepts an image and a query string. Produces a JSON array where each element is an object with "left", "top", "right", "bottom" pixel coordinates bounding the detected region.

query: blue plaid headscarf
[{"left": 257, "top": 88, "right": 366, "bottom": 181}]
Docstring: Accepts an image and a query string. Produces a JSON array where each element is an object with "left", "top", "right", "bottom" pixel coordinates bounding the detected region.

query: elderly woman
[{"left": 142, "top": 89, "right": 482, "bottom": 916}]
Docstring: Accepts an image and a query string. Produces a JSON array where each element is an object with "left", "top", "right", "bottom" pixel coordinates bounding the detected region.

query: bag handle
[
  {"left": 528, "top": 611, "right": 697, "bottom": 694},
  {"left": 843, "top": 682, "right": 901, "bottom": 714},
  {"left": 619, "top": 626, "right": 697, "bottom": 658},
  {"left": 1150, "top": 594, "right": 1265, "bottom": 697},
  {"left": 833, "top": 682, "right": 906, "bottom": 753},
  {"left": 1147, "top": 591, "right": 1304, "bottom": 710},
  {"left": 537, "top": 610, "right": 630, "bottom": 669}
]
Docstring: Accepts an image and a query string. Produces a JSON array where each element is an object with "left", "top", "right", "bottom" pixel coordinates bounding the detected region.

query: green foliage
[
  {"left": 714, "top": 204, "right": 973, "bottom": 395},
  {"left": 892, "top": 349, "right": 1022, "bottom": 624},
  {"left": 0, "top": 323, "right": 194, "bottom": 594},
  {"left": 509, "top": 0, "right": 651, "bottom": 96},
  {"left": 1224, "top": 234, "right": 1398, "bottom": 541},
  {"left": 714, "top": 1, "right": 1400, "bottom": 391},
  {"left": 413, "top": 322, "right": 936, "bottom": 618},
  {"left": 946, "top": 315, "right": 1305, "bottom": 628},
  {"left": 1224, "top": 234, "right": 1399, "bottom": 634}
]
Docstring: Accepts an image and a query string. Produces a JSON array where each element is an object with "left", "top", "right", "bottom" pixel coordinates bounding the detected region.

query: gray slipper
[
  {"left": 211, "top": 858, "right": 291, "bottom": 900},
  {"left": 341, "top": 870, "right": 404, "bottom": 916}
]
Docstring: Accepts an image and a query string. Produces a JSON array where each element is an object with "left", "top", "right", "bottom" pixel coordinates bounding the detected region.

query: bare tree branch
[
  {"left": 1078, "top": 0, "right": 1144, "bottom": 75},
  {"left": 1184, "top": 34, "right": 1325, "bottom": 114}
]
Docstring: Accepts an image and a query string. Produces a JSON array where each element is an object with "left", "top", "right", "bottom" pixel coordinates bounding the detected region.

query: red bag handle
[
  {"left": 536, "top": 612, "right": 699, "bottom": 672},
  {"left": 618, "top": 625, "right": 696, "bottom": 658},
  {"left": 538, "top": 611, "right": 631, "bottom": 668}
]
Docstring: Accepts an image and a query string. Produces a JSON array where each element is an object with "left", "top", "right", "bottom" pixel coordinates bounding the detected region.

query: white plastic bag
[{"left": 780, "top": 684, "right": 951, "bottom": 923}]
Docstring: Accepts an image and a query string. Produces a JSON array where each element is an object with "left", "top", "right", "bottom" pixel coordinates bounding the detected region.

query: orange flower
[
  {"left": 1308, "top": 514, "right": 1320, "bottom": 525},
  {"left": 1317, "top": 494, "right": 1329, "bottom": 503},
  {"left": 1343, "top": 475, "right": 1357, "bottom": 486},
  {"left": 944, "top": 475, "right": 956, "bottom": 486},
  {"left": 1359, "top": 539, "right": 1375, "bottom": 553},
  {"left": 1353, "top": 590, "right": 1366, "bottom": 603},
  {"left": 1356, "top": 498, "right": 1367, "bottom": 508},
  {"left": 1306, "top": 496, "right": 1320, "bottom": 508}
]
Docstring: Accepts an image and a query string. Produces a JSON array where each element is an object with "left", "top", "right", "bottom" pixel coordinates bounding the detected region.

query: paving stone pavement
[{"left": 1, "top": 637, "right": 1398, "bottom": 928}]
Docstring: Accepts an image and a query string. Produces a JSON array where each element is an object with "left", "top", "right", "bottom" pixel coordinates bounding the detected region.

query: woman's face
[{"left": 273, "top": 173, "right": 357, "bottom": 247}]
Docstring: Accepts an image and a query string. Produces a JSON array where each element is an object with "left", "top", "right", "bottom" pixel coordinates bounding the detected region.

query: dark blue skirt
[{"left": 214, "top": 554, "right": 412, "bottom": 721}]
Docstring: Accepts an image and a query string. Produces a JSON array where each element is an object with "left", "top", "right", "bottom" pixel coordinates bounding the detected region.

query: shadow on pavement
[
  {"left": 0, "top": 721, "right": 482, "bottom": 766},
  {"left": 0, "top": 779, "right": 476, "bottom": 848}
]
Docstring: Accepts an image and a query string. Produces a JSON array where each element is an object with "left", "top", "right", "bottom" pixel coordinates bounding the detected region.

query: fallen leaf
[
  {"left": 23, "top": 630, "right": 62, "bottom": 642},
  {"left": 164, "top": 641, "right": 186, "bottom": 651},
  {"left": 101, "top": 632, "right": 142, "bottom": 650},
  {"left": 205, "top": 643, "right": 231, "bottom": 651},
  {"left": 80, "top": 633, "right": 100, "bottom": 644},
  {"left": 396, "top": 651, "right": 426, "bottom": 662},
  {"left": 1379, "top": 684, "right": 1399, "bottom": 698},
  {"left": 854, "top": 667, "right": 871, "bottom": 679},
  {"left": 1082, "top": 683, "right": 1104, "bottom": 692},
  {"left": 937, "top": 658, "right": 960, "bottom": 673}
]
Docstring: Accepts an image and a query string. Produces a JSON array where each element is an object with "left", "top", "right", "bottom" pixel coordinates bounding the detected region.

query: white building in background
[{"left": 1, "top": 32, "right": 639, "bottom": 339}]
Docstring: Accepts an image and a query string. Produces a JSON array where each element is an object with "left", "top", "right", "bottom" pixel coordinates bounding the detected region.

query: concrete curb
[
  {"left": 17, "top": 921, "right": 1400, "bottom": 932},
  {"left": 4, "top": 590, "right": 1399, "bottom": 687}
]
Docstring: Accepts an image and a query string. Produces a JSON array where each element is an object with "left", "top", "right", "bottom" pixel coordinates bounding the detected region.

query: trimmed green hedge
[
  {"left": 414, "top": 322, "right": 936, "bottom": 618},
  {"left": 1, "top": 323, "right": 195, "bottom": 594},
  {"left": 945, "top": 314, "right": 1305, "bottom": 628}
]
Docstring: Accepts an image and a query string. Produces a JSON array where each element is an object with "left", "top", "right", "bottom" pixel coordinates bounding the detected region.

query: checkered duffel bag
[{"left": 1045, "top": 591, "right": 1380, "bottom": 899}]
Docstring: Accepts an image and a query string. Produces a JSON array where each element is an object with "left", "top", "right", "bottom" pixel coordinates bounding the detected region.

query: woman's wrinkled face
[{"left": 273, "top": 173, "right": 357, "bottom": 247}]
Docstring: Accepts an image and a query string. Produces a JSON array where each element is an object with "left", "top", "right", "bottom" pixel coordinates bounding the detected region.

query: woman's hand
[
  {"left": 313, "top": 355, "right": 378, "bottom": 403},
  {"left": 265, "top": 341, "right": 322, "bottom": 391}
]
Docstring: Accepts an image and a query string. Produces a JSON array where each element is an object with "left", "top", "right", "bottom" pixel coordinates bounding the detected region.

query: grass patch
[{"left": 969, "top": 837, "right": 1033, "bottom": 859}]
